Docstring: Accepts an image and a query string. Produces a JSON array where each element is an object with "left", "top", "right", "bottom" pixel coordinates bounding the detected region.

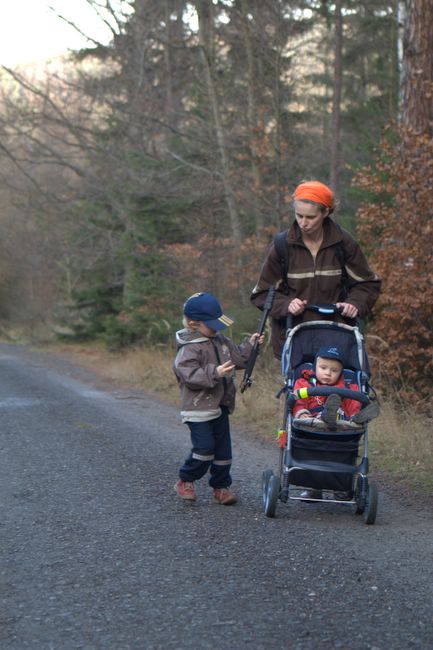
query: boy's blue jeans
[{"left": 179, "top": 406, "right": 232, "bottom": 488}]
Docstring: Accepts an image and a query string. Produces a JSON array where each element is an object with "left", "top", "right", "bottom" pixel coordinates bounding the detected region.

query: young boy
[
  {"left": 292, "top": 346, "right": 380, "bottom": 429},
  {"left": 173, "top": 292, "right": 264, "bottom": 505}
]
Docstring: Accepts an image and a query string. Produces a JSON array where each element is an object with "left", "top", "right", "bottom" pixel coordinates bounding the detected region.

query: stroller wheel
[
  {"left": 262, "top": 470, "right": 274, "bottom": 510},
  {"left": 264, "top": 475, "right": 280, "bottom": 518},
  {"left": 363, "top": 481, "right": 378, "bottom": 525},
  {"left": 262, "top": 469, "right": 273, "bottom": 503},
  {"left": 355, "top": 476, "right": 368, "bottom": 514}
]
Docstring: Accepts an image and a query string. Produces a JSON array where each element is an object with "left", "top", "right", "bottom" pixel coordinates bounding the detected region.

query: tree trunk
[
  {"left": 163, "top": 0, "right": 175, "bottom": 118},
  {"left": 329, "top": 0, "right": 343, "bottom": 198},
  {"left": 163, "top": 0, "right": 185, "bottom": 123},
  {"left": 273, "top": 43, "right": 284, "bottom": 231},
  {"left": 388, "top": 0, "right": 399, "bottom": 115},
  {"left": 195, "top": 1, "right": 243, "bottom": 246},
  {"left": 239, "top": 0, "right": 264, "bottom": 231},
  {"left": 400, "top": 0, "right": 433, "bottom": 135}
]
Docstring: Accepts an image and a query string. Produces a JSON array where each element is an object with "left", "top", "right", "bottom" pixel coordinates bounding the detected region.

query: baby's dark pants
[{"left": 179, "top": 406, "right": 232, "bottom": 488}]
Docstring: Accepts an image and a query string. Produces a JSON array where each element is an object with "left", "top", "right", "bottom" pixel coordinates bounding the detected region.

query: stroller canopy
[{"left": 282, "top": 321, "right": 369, "bottom": 377}]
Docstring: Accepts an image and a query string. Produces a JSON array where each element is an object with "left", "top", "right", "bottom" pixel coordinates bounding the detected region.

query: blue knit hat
[{"left": 183, "top": 292, "right": 234, "bottom": 331}]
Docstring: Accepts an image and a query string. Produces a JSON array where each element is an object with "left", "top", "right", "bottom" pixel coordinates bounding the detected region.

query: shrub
[{"left": 354, "top": 126, "right": 433, "bottom": 410}]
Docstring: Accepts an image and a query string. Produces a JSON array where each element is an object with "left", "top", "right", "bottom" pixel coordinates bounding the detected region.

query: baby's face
[{"left": 315, "top": 356, "right": 342, "bottom": 385}]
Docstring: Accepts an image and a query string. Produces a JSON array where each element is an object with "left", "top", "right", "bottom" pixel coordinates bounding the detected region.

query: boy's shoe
[
  {"left": 352, "top": 401, "right": 380, "bottom": 424},
  {"left": 321, "top": 394, "right": 341, "bottom": 428},
  {"left": 300, "top": 489, "right": 323, "bottom": 501},
  {"left": 213, "top": 487, "right": 237, "bottom": 505},
  {"left": 174, "top": 480, "right": 197, "bottom": 501}
]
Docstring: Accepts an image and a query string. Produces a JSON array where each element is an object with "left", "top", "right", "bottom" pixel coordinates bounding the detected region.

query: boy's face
[
  {"left": 189, "top": 321, "right": 217, "bottom": 338},
  {"left": 315, "top": 356, "right": 343, "bottom": 385}
]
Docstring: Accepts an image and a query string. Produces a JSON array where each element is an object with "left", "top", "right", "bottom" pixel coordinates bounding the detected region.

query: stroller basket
[{"left": 288, "top": 430, "right": 363, "bottom": 492}]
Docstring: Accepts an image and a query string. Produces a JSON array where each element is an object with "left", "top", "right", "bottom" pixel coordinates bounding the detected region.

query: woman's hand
[
  {"left": 288, "top": 298, "right": 307, "bottom": 315},
  {"left": 216, "top": 360, "right": 236, "bottom": 378},
  {"left": 336, "top": 302, "right": 359, "bottom": 319},
  {"left": 249, "top": 332, "right": 265, "bottom": 346}
]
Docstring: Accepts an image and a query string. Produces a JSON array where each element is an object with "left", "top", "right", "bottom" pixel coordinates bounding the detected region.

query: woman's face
[{"left": 294, "top": 200, "right": 329, "bottom": 238}]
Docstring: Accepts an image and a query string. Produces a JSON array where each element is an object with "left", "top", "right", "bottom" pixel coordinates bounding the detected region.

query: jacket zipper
[{"left": 211, "top": 339, "right": 228, "bottom": 393}]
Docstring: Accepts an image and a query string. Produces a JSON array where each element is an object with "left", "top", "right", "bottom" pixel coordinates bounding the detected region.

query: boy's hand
[
  {"left": 217, "top": 360, "right": 236, "bottom": 378},
  {"left": 249, "top": 332, "right": 265, "bottom": 346}
]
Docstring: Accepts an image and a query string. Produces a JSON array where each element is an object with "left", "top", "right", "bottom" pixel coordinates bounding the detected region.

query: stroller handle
[
  {"left": 285, "top": 303, "right": 349, "bottom": 331},
  {"left": 291, "top": 385, "right": 370, "bottom": 405},
  {"left": 304, "top": 303, "right": 344, "bottom": 315}
]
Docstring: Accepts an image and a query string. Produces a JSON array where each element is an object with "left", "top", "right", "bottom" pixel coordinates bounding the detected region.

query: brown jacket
[
  {"left": 173, "top": 329, "right": 253, "bottom": 422},
  {"left": 251, "top": 218, "right": 381, "bottom": 357}
]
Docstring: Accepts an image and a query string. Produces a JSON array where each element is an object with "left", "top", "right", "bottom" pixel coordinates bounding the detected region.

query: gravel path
[{"left": 1, "top": 343, "right": 432, "bottom": 649}]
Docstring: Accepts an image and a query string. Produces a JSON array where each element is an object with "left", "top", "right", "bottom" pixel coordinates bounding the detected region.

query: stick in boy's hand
[
  {"left": 239, "top": 333, "right": 265, "bottom": 393},
  {"left": 240, "top": 285, "right": 276, "bottom": 393}
]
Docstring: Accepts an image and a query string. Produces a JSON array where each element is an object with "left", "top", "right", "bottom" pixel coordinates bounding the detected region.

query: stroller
[{"left": 262, "top": 304, "right": 379, "bottom": 525}]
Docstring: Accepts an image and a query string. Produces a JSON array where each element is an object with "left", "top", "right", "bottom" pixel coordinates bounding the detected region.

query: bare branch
[{"left": 168, "top": 150, "right": 221, "bottom": 178}]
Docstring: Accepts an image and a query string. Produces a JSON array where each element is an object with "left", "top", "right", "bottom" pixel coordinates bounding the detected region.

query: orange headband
[{"left": 293, "top": 181, "right": 334, "bottom": 209}]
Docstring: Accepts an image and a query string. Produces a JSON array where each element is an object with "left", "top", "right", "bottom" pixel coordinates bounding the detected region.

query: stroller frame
[{"left": 262, "top": 308, "right": 379, "bottom": 524}]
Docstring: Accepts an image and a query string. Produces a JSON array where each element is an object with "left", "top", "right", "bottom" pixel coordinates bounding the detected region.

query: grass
[{"left": 41, "top": 341, "right": 433, "bottom": 494}]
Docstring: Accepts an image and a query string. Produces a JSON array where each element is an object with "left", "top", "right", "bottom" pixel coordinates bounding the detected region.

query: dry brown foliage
[
  {"left": 354, "top": 125, "right": 433, "bottom": 411},
  {"left": 162, "top": 228, "right": 275, "bottom": 302}
]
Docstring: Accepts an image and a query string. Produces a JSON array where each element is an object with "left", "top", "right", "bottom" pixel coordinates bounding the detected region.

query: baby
[{"left": 292, "top": 346, "right": 379, "bottom": 429}]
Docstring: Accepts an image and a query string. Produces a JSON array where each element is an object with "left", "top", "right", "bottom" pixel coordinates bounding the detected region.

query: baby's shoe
[
  {"left": 321, "top": 394, "right": 341, "bottom": 428},
  {"left": 213, "top": 487, "right": 237, "bottom": 505},
  {"left": 174, "top": 480, "right": 197, "bottom": 501},
  {"left": 352, "top": 401, "right": 380, "bottom": 424}
]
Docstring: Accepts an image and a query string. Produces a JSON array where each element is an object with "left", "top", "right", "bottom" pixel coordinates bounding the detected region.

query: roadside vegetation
[{"left": 43, "top": 339, "right": 433, "bottom": 494}]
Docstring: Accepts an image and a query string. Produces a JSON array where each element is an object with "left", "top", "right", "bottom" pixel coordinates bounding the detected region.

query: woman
[{"left": 250, "top": 180, "right": 381, "bottom": 358}]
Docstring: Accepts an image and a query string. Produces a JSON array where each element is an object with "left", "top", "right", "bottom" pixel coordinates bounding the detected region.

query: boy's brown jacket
[
  {"left": 251, "top": 218, "right": 381, "bottom": 358},
  {"left": 173, "top": 329, "right": 252, "bottom": 422}
]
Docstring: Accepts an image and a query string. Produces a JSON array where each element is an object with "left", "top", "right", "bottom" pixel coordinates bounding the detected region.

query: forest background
[{"left": 0, "top": 0, "right": 432, "bottom": 482}]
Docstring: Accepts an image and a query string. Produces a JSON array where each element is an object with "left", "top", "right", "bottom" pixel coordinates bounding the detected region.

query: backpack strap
[
  {"left": 333, "top": 223, "right": 349, "bottom": 300},
  {"left": 273, "top": 229, "right": 289, "bottom": 293}
]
